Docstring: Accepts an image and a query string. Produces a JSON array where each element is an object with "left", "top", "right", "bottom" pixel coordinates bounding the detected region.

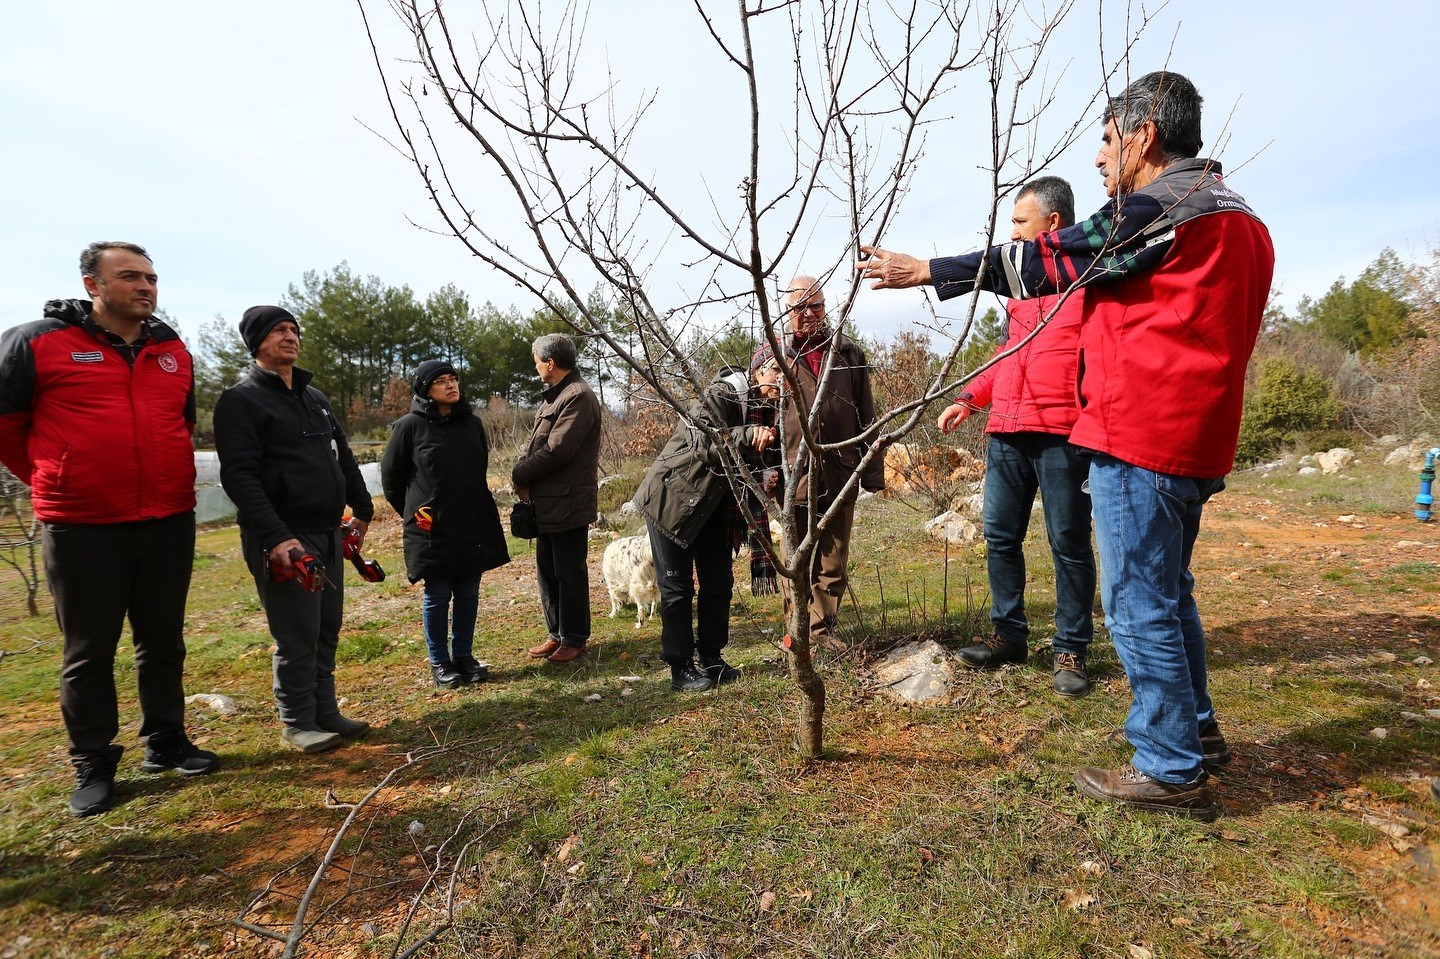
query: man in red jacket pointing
[
  {"left": 0, "top": 242, "right": 220, "bottom": 817},
  {"left": 859, "top": 72, "right": 1274, "bottom": 820},
  {"left": 936, "top": 176, "right": 1095, "bottom": 699}
]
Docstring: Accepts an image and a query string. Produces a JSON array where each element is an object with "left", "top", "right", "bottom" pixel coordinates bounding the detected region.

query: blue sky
[{"left": 3, "top": 1, "right": 1437, "bottom": 347}]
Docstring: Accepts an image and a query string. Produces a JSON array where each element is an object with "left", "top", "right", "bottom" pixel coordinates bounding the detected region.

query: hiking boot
[
  {"left": 69, "top": 744, "right": 124, "bottom": 817},
  {"left": 454, "top": 655, "right": 490, "bottom": 685},
  {"left": 281, "top": 726, "right": 343, "bottom": 755},
  {"left": 431, "top": 662, "right": 464, "bottom": 689},
  {"left": 1197, "top": 719, "right": 1232, "bottom": 770},
  {"left": 140, "top": 734, "right": 221, "bottom": 776},
  {"left": 1108, "top": 719, "right": 1233, "bottom": 773},
  {"left": 1052, "top": 652, "right": 1091, "bottom": 698},
  {"left": 957, "top": 633, "right": 1028, "bottom": 669},
  {"left": 698, "top": 654, "right": 742, "bottom": 685},
  {"left": 317, "top": 714, "right": 371, "bottom": 739},
  {"left": 1074, "top": 763, "right": 1220, "bottom": 821},
  {"left": 670, "top": 661, "right": 715, "bottom": 693}
]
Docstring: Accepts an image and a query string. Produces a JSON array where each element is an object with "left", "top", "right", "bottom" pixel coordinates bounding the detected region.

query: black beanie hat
[
  {"left": 413, "top": 359, "right": 458, "bottom": 397},
  {"left": 238, "top": 305, "right": 299, "bottom": 357}
]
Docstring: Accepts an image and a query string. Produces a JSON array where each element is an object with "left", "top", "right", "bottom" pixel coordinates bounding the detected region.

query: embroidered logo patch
[
  {"left": 70, "top": 351, "right": 103, "bottom": 363},
  {"left": 158, "top": 353, "right": 179, "bottom": 373}
]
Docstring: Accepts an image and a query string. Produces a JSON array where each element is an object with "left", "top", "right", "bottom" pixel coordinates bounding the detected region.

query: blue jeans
[
  {"left": 422, "top": 573, "right": 481, "bottom": 665},
  {"left": 983, "top": 433, "right": 1095, "bottom": 655},
  {"left": 1088, "top": 454, "right": 1225, "bottom": 783}
]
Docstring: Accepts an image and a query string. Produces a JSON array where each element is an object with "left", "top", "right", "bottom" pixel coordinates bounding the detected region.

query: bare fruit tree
[
  {"left": 0, "top": 465, "right": 41, "bottom": 618},
  {"left": 358, "top": 0, "right": 1140, "bottom": 756}
]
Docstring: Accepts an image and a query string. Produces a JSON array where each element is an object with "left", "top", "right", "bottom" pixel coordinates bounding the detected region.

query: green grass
[{"left": 2, "top": 451, "right": 1440, "bottom": 957}]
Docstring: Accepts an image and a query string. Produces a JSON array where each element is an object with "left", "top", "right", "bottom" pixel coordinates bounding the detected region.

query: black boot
[
  {"left": 698, "top": 653, "right": 742, "bottom": 685},
  {"left": 957, "top": 633, "right": 1028, "bottom": 669},
  {"left": 669, "top": 661, "right": 714, "bottom": 693},
  {"left": 431, "top": 661, "right": 464, "bottom": 689},
  {"left": 70, "top": 744, "right": 124, "bottom": 817},
  {"left": 454, "top": 655, "right": 490, "bottom": 685},
  {"left": 1051, "top": 652, "right": 1091, "bottom": 698},
  {"left": 1198, "top": 719, "right": 1233, "bottom": 771}
]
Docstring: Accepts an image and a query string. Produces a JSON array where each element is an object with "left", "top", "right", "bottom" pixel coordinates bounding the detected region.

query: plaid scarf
[{"left": 731, "top": 389, "right": 780, "bottom": 596}]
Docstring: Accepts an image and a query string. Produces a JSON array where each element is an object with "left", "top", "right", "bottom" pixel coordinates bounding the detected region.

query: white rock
[
  {"left": 1376, "top": 434, "right": 1401, "bottom": 446},
  {"left": 407, "top": 820, "right": 425, "bottom": 836},
  {"left": 1316, "top": 448, "right": 1355, "bottom": 474},
  {"left": 618, "top": 500, "right": 639, "bottom": 518},
  {"left": 1369, "top": 727, "right": 1389, "bottom": 739},
  {"left": 1298, "top": 454, "right": 1319, "bottom": 468},
  {"left": 1337, "top": 514, "right": 1357, "bottom": 524},
  {"left": 924, "top": 510, "right": 979, "bottom": 545},
  {"left": 584, "top": 693, "right": 603, "bottom": 702},
  {"left": 618, "top": 675, "right": 643, "bottom": 682},
  {"left": 1385, "top": 447, "right": 1413, "bottom": 467},
  {"left": 1298, "top": 467, "right": 1320, "bottom": 476},
  {"left": 184, "top": 693, "right": 237, "bottom": 716},
  {"left": 1362, "top": 814, "right": 1410, "bottom": 838},
  {"left": 1414, "top": 656, "right": 1434, "bottom": 666},
  {"left": 872, "top": 640, "right": 957, "bottom": 703}
]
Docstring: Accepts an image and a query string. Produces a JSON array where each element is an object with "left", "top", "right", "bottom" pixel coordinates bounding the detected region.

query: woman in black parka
[{"left": 381, "top": 360, "right": 509, "bottom": 688}]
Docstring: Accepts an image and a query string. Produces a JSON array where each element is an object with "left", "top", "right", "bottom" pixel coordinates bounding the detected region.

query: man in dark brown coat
[
  {"left": 513, "top": 333, "right": 602, "bottom": 664},
  {"left": 779, "top": 275, "right": 885, "bottom": 647}
]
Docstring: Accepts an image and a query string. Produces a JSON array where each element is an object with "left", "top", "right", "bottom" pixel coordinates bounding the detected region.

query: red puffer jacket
[
  {"left": 0, "top": 299, "right": 196, "bottom": 523},
  {"left": 963, "top": 291, "right": 1083, "bottom": 436}
]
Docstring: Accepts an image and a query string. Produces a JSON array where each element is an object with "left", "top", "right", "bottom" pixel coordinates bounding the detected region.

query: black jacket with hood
[{"left": 381, "top": 395, "right": 509, "bottom": 582}]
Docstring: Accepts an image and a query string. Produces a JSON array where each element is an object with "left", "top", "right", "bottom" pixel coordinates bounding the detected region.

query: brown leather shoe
[
  {"left": 1074, "top": 764, "right": 1220, "bottom": 821},
  {"left": 546, "top": 644, "right": 585, "bottom": 664},
  {"left": 528, "top": 639, "right": 561, "bottom": 659}
]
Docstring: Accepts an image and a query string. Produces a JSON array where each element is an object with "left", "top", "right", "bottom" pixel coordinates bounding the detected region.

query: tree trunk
[{"left": 784, "top": 555, "right": 826, "bottom": 757}]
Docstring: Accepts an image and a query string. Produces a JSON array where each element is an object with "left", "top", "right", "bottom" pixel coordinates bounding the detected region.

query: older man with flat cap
[{"left": 214, "top": 306, "right": 375, "bottom": 754}]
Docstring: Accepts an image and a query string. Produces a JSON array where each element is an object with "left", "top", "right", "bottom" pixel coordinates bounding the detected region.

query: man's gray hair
[
  {"left": 532, "top": 333, "right": 578, "bottom": 370},
  {"left": 1018, "top": 176, "right": 1076, "bottom": 228},
  {"left": 80, "top": 241, "right": 151, "bottom": 278},
  {"left": 1104, "top": 71, "right": 1203, "bottom": 162}
]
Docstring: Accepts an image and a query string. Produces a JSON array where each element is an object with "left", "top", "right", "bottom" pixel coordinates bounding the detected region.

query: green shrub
[{"left": 1236, "top": 358, "right": 1341, "bottom": 464}]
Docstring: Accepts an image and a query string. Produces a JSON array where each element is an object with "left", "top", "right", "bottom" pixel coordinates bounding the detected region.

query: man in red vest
[{"left": 936, "top": 177, "right": 1095, "bottom": 698}]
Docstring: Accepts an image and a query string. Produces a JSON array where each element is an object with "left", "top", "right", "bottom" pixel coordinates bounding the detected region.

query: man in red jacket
[
  {"left": 0, "top": 242, "right": 219, "bottom": 817},
  {"left": 858, "top": 72, "right": 1274, "bottom": 820},
  {"left": 936, "top": 177, "right": 1094, "bottom": 698}
]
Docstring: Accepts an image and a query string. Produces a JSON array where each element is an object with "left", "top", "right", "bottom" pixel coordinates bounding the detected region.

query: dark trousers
[
  {"left": 47, "top": 511, "right": 196, "bottom": 760},
  {"left": 982, "top": 432, "right": 1095, "bottom": 655},
  {"left": 242, "top": 527, "right": 344, "bottom": 728},
  {"left": 535, "top": 526, "right": 590, "bottom": 648},
  {"left": 647, "top": 507, "right": 733, "bottom": 666}
]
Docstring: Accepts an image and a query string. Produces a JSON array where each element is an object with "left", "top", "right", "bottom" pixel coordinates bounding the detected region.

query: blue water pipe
[{"left": 1416, "top": 447, "right": 1440, "bottom": 521}]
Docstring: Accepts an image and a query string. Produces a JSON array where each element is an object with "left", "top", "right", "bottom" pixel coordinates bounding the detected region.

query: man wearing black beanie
[{"left": 214, "top": 306, "right": 375, "bottom": 754}]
